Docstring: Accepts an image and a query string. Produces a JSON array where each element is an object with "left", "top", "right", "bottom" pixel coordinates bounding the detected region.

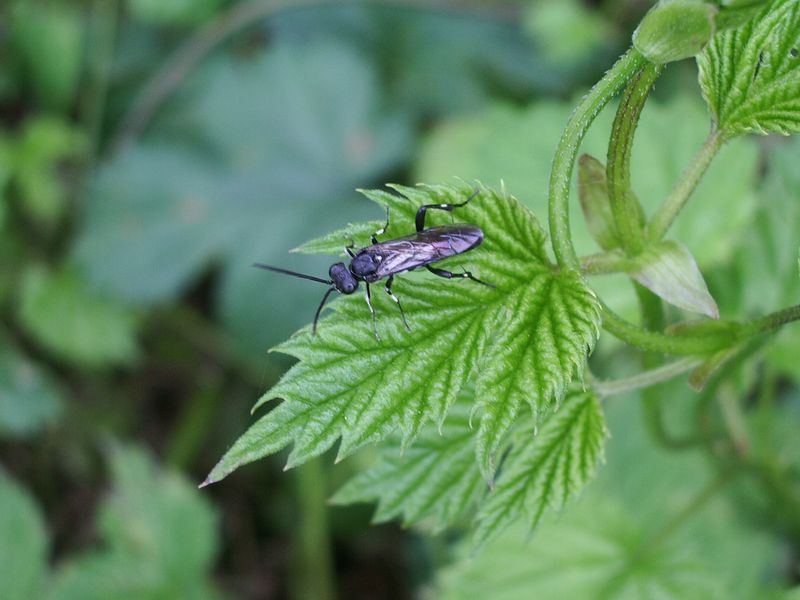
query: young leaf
[
  {"left": 577, "top": 153, "right": 645, "bottom": 251},
  {"left": 204, "top": 183, "right": 601, "bottom": 485},
  {"left": 473, "top": 390, "right": 607, "bottom": 547},
  {"left": 628, "top": 240, "right": 719, "bottom": 318},
  {"left": 698, "top": 0, "right": 800, "bottom": 137},
  {"left": 330, "top": 390, "right": 486, "bottom": 532},
  {"left": 578, "top": 154, "right": 621, "bottom": 250}
]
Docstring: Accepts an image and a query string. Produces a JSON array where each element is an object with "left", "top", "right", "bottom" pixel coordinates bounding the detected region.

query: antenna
[{"left": 252, "top": 263, "right": 332, "bottom": 285}]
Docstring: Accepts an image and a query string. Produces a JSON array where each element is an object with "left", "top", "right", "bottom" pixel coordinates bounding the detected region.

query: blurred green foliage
[
  {"left": 0, "top": 445, "right": 220, "bottom": 599},
  {"left": 0, "top": 0, "right": 798, "bottom": 598}
]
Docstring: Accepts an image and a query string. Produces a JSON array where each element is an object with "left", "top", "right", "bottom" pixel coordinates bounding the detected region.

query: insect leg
[
  {"left": 384, "top": 275, "right": 410, "bottom": 331},
  {"left": 364, "top": 283, "right": 380, "bottom": 340},
  {"left": 344, "top": 240, "right": 356, "bottom": 258},
  {"left": 371, "top": 206, "right": 391, "bottom": 244},
  {"left": 415, "top": 188, "right": 481, "bottom": 232},
  {"left": 312, "top": 287, "right": 337, "bottom": 335},
  {"left": 425, "top": 265, "right": 495, "bottom": 288}
]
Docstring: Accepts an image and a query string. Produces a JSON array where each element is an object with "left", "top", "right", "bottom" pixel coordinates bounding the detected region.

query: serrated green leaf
[
  {"left": 473, "top": 390, "right": 607, "bottom": 547},
  {"left": 330, "top": 389, "right": 486, "bottom": 532},
  {"left": 416, "top": 96, "right": 758, "bottom": 267},
  {"left": 73, "top": 40, "right": 412, "bottom": 353},
  {"left": 628, "top": 240, "right": 719, "bottom": 318},
  {"left": 433, "top": 395, "right": 780, "bottom": 599},
  {"left": 0, "top": 473, "right": 49, "bottom": 600},
  {"left": 698, "top": 0, "right": 800, "bottom": 137},
  {"left": 18, "top": 267, "right": 139, "bottom": 368},
  {"left": 291, "top": 219, "right": 384, "bottom": 256},
  {"left": 204, "top": 183, "right": 601, "bottom": 485}
]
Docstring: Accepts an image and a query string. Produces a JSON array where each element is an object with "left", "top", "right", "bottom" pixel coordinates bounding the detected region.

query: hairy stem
[
  {"left": 746, "top": 303, "right": 800, "bottom": 333},
  {"left": 646, "top": 128, "right": 723, "bottom": 242},
  {"left": 579, "top": 250, "right": 629, "bottom": 275},
  {"left": 600, "top": 301, "right": 735, "bottom": 354},
  {"left": 592, "top": 356, "right": 703, "bottom": 398},
  {"left": 548, "top": 48, "right": 646, "bottom": 267},
  {"left": 607, "top": 61, "right": 663, "bottom": 255}
]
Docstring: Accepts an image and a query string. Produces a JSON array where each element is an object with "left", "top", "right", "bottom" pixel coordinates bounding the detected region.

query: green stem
[
  {"left": 592, "top": 356, "right": 703, "bottom": 398},
  {"left": 607, "top": 61, "right": 663, "bottom": 255},
  {"left": 166, "top": 383, "right": 220, "bottom": 469},
  {"left": 600, "top": 301, "right": 735, "bottom": 355},
  {"left": 291, "top": 458, "right": 337, "bottom": 600},
  {"left": 746, "top": 302, "right": 800, "bottom": 333},
  {"left": 646, "top": 128, "right": 723, "bottom": 242},
  {"left": 579, "top": 250, "right": 629, "bottom": 275},
  {"left": 548, "top": 48, "right": 647, "bottom": 267}
]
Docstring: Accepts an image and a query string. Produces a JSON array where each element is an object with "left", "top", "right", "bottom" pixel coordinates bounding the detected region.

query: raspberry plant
[{"left": 207, "top": 0, "right": 800, "bottom": 553}]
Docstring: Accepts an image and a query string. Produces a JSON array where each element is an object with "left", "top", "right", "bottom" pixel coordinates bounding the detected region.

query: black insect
[{"left": 254, "top": 190, "right": 493, "bottom": 338}]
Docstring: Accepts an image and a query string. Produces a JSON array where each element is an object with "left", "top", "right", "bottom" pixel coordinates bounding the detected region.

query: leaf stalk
[
  {"left": 646, "top": 128, "right": 724, "bottom": 242},
  {"left": 607, "top": 61, "right": 663, "bottom": 255},
  {"left": 548, "top": 48, "right": 647, "bottom": 267}
]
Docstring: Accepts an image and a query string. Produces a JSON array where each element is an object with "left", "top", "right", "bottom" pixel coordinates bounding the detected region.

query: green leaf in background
[
  {"left": 0, "top": 473, "right": 48, "bottom": 600},
  {"left": 73, "top": 40, "right": 412, "bottom": 352},
  {"left": 432, "top": 396, "right": 784, "bottom": 599},
  {"left": 0, "top": 343, "right": 62, "bottom": 437},
  {"left": 474, "top": 390, "right": 607, "bottom": 547},
  {"left": 127, "top": 0, "right": 224, "bottom": 26},
  {"left": 204, "top": 183, "right": 601, "bottom": 485},
  {"left": 10, "top": 2, "right": 84, "bottom": 111},
  {"left": 435, "top": 498, "right": 723, "bottom": 600},
  {"left": 270, "top": 5, "right": 596, "bottom": 114},
  {"left": 11, "top": 117, "right": 86, "bottom": 226},
  {"left": 628, "top": 240, "right": 719, "bottom": 318},
  {"left": 698, "top": 0, "right": 800, "bottom": 137},
  {"left": 523, "top": 0, "right": 617, "bottom": 64},
  {"left": 718, "top": 138, "right": 800, "bottom": 380},
  {"left": 416, "top": 95, "right": 758, "bottom": 267},
  {"left": 331, "top": 389, "right": 485, "bottom": 533},
  {"left": 333, "top": 389, "right": 607, "bottom": 543},
  {"left": 18, "top": 266, "right": 139, "bottom": 368},
  {"left": 49, "top": 444, "right": 220, "bottom": 600}
]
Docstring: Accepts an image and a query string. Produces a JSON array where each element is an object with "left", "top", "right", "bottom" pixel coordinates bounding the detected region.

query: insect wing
[{"left": 370, "top": 225, "right": 484, "bottom": 279}]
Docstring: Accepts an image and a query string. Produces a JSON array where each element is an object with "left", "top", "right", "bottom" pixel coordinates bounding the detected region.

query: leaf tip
[{"left": 197, "top": 475, "right": 215, "bottom": 489}]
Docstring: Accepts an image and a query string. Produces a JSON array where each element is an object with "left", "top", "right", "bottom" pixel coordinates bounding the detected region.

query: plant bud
[{"left": 634, "top": 0, "right": 717, "bottom": 64}]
